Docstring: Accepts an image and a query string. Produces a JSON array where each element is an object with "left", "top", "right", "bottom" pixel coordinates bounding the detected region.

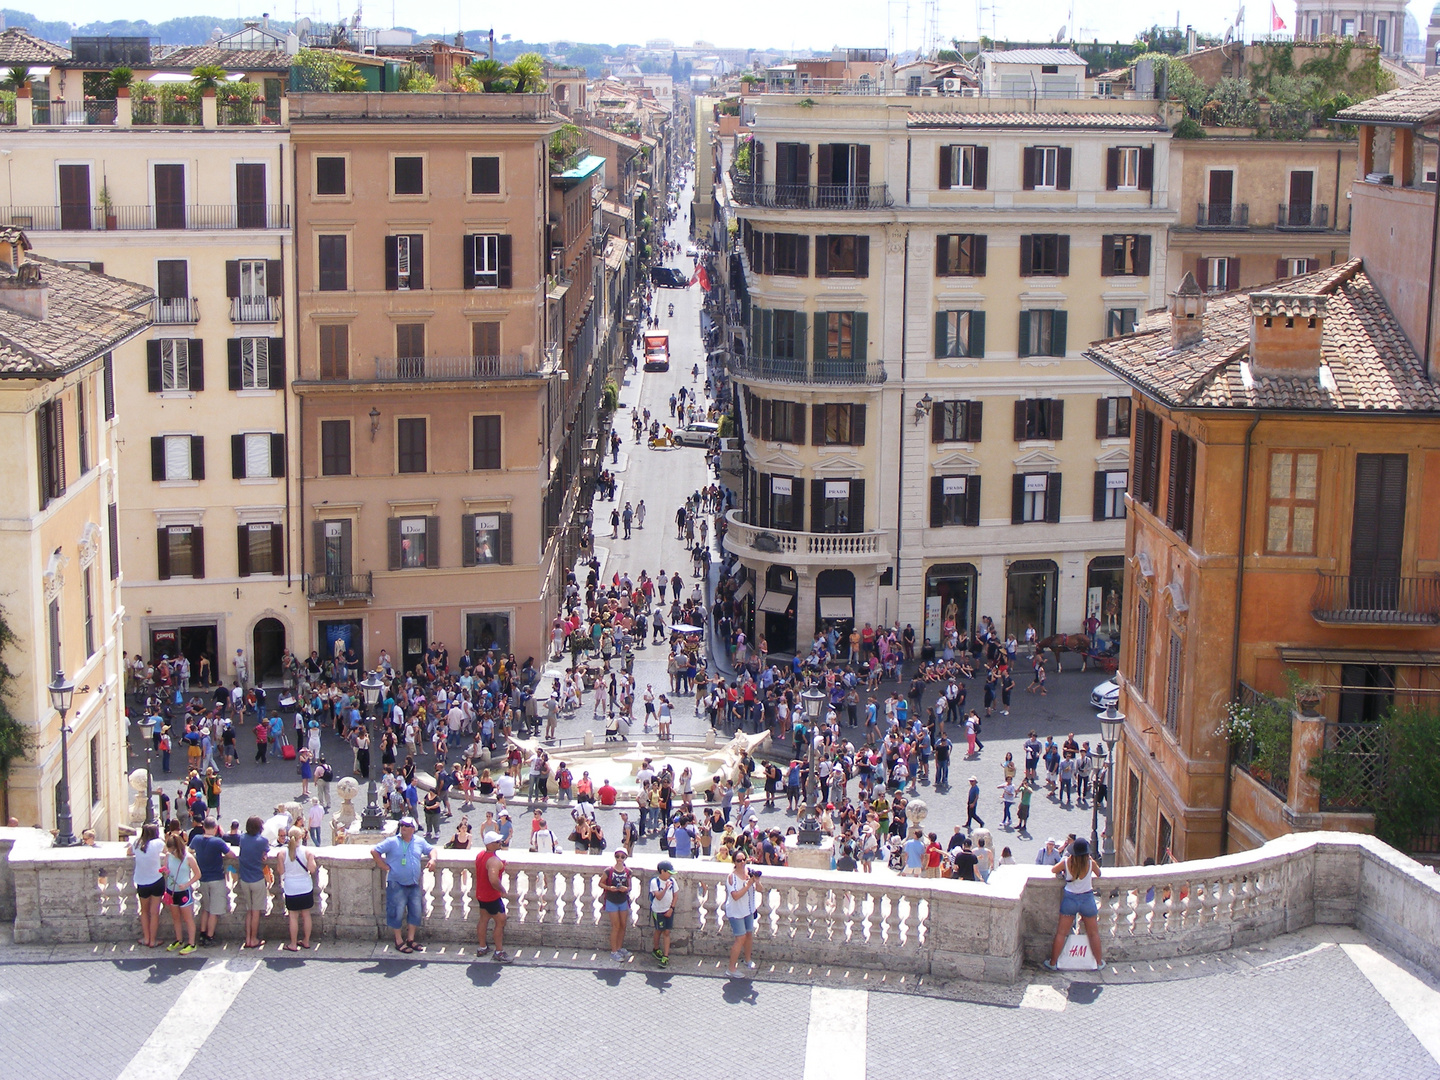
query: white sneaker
[{"left": 745, "top": 960, "right": 757, "bottom": 971}]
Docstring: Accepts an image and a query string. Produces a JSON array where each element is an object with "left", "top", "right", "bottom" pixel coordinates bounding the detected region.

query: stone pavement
[{"left": 1, "top": 924, "right": 1437, "bottom": 1079}]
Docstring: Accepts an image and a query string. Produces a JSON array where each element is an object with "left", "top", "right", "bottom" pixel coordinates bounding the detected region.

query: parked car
[
  {"left": 649, "top": 266, "right": 689, "bottom": 288},
  {"left": 1091, "top": 679, "right": 1119, "bottom": 711},
  {"left": 675, "top": 421, "right": 719, "bottom": 447}
]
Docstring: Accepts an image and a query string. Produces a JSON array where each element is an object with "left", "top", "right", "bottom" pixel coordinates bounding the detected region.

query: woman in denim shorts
[{"left": 1044, "top": 838, "right": 1104, "bottom": 971}]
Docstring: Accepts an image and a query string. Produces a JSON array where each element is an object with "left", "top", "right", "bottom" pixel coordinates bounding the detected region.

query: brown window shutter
[
  {"left": 851, "top": 404, "right": 866, "bottom": 446},
  {"left": 157, "top": 528, "right": 171, "bottom": 580},
  {"left": 1011, "top": 474, "right": 1026, "bottom": 524},
  {"left": 266, "top": 260, "right": 283, "bottom": 297},
  {"left": 1022, "top": 147, "right": 1036, "bottom": 190},
  {"left": 810, "top": 478, "right": 825, "bottom": 532},
  {"left": 312, "top": 520, "right": 326, "bottom": 575},
  {"left": 972, "top": 235, "right": 987, "bottom": 276},
  {"left": 231, "top": 434, "right": 245, "bottom": 479},
  {"left": 225, "top": 260, "right": 240, "bottom": 298},
  {"left": 757, "top": 474, "right": 771, "bottom": 527},
  {"left": 849, "top": 478, "right": 865, "bottom": 532},
  {"left": 1166, "top": 429, "right": 1182, "bottom": 531},
  {"left": 1135, "top": 235, "right": 1152, "bottom": 277},
  {"left": 108, "top": 503, "right": 119, "bottom": 580},
  {"left": 410, "top": 235, "right": 424, "bottom": 290},
  {"left": 938, "top": 145, "right": 952, "bottom": 189},
  {"left": 387, "top": 518, "right": 402, "bottom": 570},
  {"left": 340, "top": 520, "right": 352, "bottom": 575},
  {"left": 463, "top": 235, "right": 476, "bottom": 289},
  {"left": 1181, "top": 437, "right": 1196, "bottom": 540},
  {"left": 967, "top": 400, "right": 983, "bottom": 442},
  {"left": 856, "top": 236, "right": 869, "bottom": 278},
  {"left": 931, "top": 401, "right": 945, "bottom": 443},
  {"left": 973, "top": 147, "right": 988, "bottom": 190},
  {"left": 797, "top": 235, "right": 809, "bottom": 276},
  {"left": 425, "top": 517, "right": 440, "bottom": 568},
  {"left": 935, "top": 233, "right": 949, "bottom": 276},
  {"left": 1138, "top": 147, "right": 1154, "bottom": 190},
  {"left": 1105, "top": 148, "right": 1119, "bottom": 191},
  {"left": 271, "top": 523, "right": 284, "bottom": 576},
  {"left": 270, "top": 433, "right": 286, "bottom": 477},
  {"left": 1044, "top": 473, "right": 1063, "bottom": 523},
  {"left": 812, "top": 403, "right": 825, "bottom": 445},
  {"left": 1057, "top": 147, "right": 1072, "bottom": 190},
  {"left": 1196, "top": 256, "right": 1207, "bottom": 287},
  {"left": 497, "top": 235, "right": 513, "bottom": 288},
  {"left": 762, "top": 232, "right": 775, "bottom": 276},
  {"left": 498, "top": 512, "right": 513, "bottom": 565},
  {"left": 1051, "top": 399, "right": 1064, "bottom": 440},
  {"left": 854, "top": 145, "right": 870, "bottom": 186},
  {"left": 1014, "top": 400, "right": 1027, "bottom": 441},
  {"left": 1100, "top": 234, "right": 1114, "bottom": 277},
  {"left": 1094, "top": 471, "right": 1108, "bottom": 521},
  {"left": 930, "top": 476, "right": 945, "bottom": 527},
  {"left": 190, "top": 436, "right": 205, "bottom": 480},
  {"left": 1019, "top": 234, "right": 1033, "bottom": 276},
  {"left": 1276, "top": 258, "right": 1288, "bottom": 280},
  {"left": 1056, "top": 235, "right": 1070, "bottom": 276},
  {"left": 966, "top": 476, "right": 982, "bottom": 526},
  {"left": 815, "top": 235, "right": 829, "bottom": 277},
  {"left": 147, "top": 341, "right": 162, "bottom": 393},
  {"left": 1096, "top": 398, "right": 1109, "bottom": 439},
  {"left": 384, "top": 236, "right": 399, "bottom": 290},
  {"left": 227, "top": 339, "right": 243, "bottom": 389},
  {"left": 1227, "top": 258, "right": 1241, "bottom": 288},
  {"left": 190, "top": 527, "right": 205, "bottom": 579},
  {"left": 237, "top": 524, "right": 251, "bottom": 577},
  {"left": 792, "top": 402, "right": 806, "bottom": 444},
  {"left": 461, "top": 514, "right": 476, "bottom": 566}
]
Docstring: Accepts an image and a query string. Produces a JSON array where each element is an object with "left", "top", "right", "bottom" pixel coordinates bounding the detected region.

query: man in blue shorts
[{"left": 371, "top": 817, "right": 436, "bottom": 953}]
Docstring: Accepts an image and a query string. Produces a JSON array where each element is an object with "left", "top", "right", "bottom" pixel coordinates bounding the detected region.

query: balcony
[
  {"left": 724, "top": 509, "right": 890, "bottom": 568},
  {"left": 730, "top": 179, "right": 892, "bottom": 210},
  {"left": 305, "top": 572, "right": 373, "bottom": 603},
  {"left": 1311, "top": 573, "right": 1440, "bottom": 626},
  {"left": 230, "top": 296, "right": 282, "bottom": 324},
  {"left": 373, "top": 354, "right": 532, "bottom": 381},
  {"left": 728, "top": 354, "right": 887, "bottom": 385},
  {"left": 153, "top": 297, "right": 199, "bottom": 324},
  {"left": 1196, "top": 203, "right": 1250, "bottom": 229},
  {"left": 1276, "top": 203, "right": 1330, "bottom": 230},
  {"left": 0, "top": 204, "right": 290, "bottom": 231}
]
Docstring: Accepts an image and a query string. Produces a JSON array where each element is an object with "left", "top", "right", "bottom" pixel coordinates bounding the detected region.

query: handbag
[{"left": 1056, "top": 919, "right": 1099, "bottom": 971}]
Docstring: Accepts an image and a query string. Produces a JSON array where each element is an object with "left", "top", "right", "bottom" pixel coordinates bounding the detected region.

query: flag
[
  {"left": 1271, "top": 2, "right": 1287, "bottom": 30},
  {"left": 696, "top": 266, "right": 711, "bottom": 292}
]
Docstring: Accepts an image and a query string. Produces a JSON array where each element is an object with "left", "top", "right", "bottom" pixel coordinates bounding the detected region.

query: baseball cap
[
  {"left": 398, "top": 817, "right": 417, "bottom": 828},
  {"left": 657, "top": 859, "right": 675, "bottom": 873},
  {"left": 482, "top": 830, "right": 503, "bottom": 845}
]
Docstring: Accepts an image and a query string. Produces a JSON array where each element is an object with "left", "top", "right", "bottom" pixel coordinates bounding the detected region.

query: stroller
[{"left": 605, "top": 714, "right": 629, "bottom": 742}]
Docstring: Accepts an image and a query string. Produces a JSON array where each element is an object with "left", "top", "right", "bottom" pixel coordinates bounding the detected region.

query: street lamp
[
  {"left": 359, "top": 672, "right": 385, "bottom": 830},
  {"left": 49, "top": 671, "right": 77, "bottom": 847},
  {"left": 798, "top": 686, "right": 827, "bottom": 844},
  {"left": 1093, "top": 705, "right": 1125, "bottom": 866}
]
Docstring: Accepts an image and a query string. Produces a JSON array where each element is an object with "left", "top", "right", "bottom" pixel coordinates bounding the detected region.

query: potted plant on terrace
[{"left": 98, "top": 182, "right": 117, "bottom": 230}]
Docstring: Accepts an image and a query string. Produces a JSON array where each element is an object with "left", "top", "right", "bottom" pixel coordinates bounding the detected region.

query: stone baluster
[
  {"left": 900, "top": 893, "right": 921, "bottom": 948},
  {"left": 523, "top": 868, "right": 544, "bottom": 927},
  {"left": 880, "top": 891, "right": 901, "bottom": 945},
  {"left": 448, "top": 863, "right": 469, "bottom": 927},
  {"left": 427, "top": 864, "right": 449, "bottom": 921}
]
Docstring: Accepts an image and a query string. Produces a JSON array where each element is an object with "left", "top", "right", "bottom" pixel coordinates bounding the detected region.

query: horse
[{"left": 1035, "top": 633, "right": 1092, "bottom": 673}]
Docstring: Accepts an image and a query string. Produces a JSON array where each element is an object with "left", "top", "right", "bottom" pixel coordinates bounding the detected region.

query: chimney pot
[{"left": 1169, "top": 271, "right": 1206, "bottom": 348}]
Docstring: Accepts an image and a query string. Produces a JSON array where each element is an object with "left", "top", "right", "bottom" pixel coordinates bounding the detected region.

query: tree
[
  {"left": 466, "top": 58, "right": 504, "bottom": 91},
  {"left": 505, "top": 52, "right": 545, "bottom": 93},
  {"left": 0, "top": 605, "right": 29, "bottom": 782},
  {"left": 331, "top": 61, "right": 367, "bottom": 93},
  {"left": 190, "top": 64, "right": 227, "bottom": 93},
  {"left": 1313, "top": 703, "right": 1440, "bottom": 853},
  {"left": 1, "top": 65, "right": 32, "bottom": 91},
  {"left": 397, "top": 63, "right": 436, "bottom": 92}
]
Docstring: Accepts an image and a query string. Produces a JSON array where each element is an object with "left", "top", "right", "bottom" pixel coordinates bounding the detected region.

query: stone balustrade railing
[{"left": 2, "top": 830, "right": 1435, "bottom": 983}]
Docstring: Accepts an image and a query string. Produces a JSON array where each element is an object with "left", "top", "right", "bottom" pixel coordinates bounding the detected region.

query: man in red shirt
[
  {"left": 923, "top": 832, "right": 945, "bottom": 878},
  {"left": 474, "top": 831, "right": 512, "bottom": 963},
  {"left": 861, "top": 622, "right": 876, "bottom": 660},
  {"left": 598, "top": 779, "right": 618, "bottom": 806}
]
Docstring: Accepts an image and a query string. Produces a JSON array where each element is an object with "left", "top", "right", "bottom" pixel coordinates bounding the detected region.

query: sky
[{"left": 17, "top": 0, "right": 1435, "bottom": 53}]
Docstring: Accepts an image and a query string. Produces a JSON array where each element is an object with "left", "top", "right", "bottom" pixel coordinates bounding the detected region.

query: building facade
[
  {"left": 1294, "top": 0, "right": 1409, "bottom": 57},
  {"left": 0, "top": 94, "right": 299, "bottom": 688},
  {"left": 721, "top": 88, "right": 1170, "bottom": 654},
  {"left": 290, "top": 93, "right": 594, "bottom": 670},
  {"left": 0, "top": 235, "right": 151, "bottom": 835}
]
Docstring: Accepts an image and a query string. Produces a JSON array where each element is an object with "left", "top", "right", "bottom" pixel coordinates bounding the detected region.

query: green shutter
[
  {"left": 814, "top": 312, "right": 826, "bottom": 361},
  {"left": 853, "top": 312, "right": 867, "bottom": 361},
  {"left": 1018, "top": 311, "right": 1031, "bottom": 358},
  {"left": 1052, "top": 310, "right": 1068, "bottom": 356},
  {"left": 935, "top": 311, "right": 949, "bottom": 358},
  {"left": 968, "top": 311, "right": 986, "bottom": 357}
]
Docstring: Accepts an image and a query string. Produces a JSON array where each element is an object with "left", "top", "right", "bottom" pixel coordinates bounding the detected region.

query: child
[{"left": 649, "top": 860, "right": 676, "bottom": 966}]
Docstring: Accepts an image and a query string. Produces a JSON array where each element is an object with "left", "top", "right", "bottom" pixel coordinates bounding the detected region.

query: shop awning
[
  {"left": 735, "top": 579, "right": 753, "bottom": 601},
  {"left": 818, "top": 596, "right": 854, "bottom": 620},
  {"left": 758, "top": 589, "right": 794, "bottom": 614}
]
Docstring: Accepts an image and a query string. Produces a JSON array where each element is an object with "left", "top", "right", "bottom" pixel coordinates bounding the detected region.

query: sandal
[
  {"left": 396, "top": 942, "right": 415, "bottom": 954},
  {"left": 281, "top": 944, "right": 299, "bottom": 952}
]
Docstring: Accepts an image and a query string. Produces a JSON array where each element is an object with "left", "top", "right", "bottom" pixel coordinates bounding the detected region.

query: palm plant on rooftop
[
  {"left": 190, "top": 64, "right": 227, "bottom": 93},
  {"left": 505, "top": 52, "right": 545, "bottom": 93},
  {"left": 465, "top": 58, "right": 504, "bottom": 91},
  {"left": 1, "top": 66, "right": 32, "bottom": 91}
]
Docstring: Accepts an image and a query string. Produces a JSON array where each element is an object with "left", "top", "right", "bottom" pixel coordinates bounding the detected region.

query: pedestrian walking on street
[
  {"left": 635, "top": 500, "right": 646, "bottom": 529},
  {"left": 965, "top": 775, "right": 985, "bottom": 829},
  {"left": 622, "top": 502, "right": 633, "bottom": 539},
  {"left": 371, "top": 817, "right": 436, "bottom": 954},
  {"left": 601, "top": 849, "right": 634, "bottom": 961}
]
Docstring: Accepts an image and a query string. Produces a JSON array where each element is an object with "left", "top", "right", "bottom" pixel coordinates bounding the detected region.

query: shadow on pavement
[
  {"left": 467, "top": 963, "right": 503, "bottom": 988},
  {"left": 1066, "top": 981, "right": 1103, "bottom": 1005}
]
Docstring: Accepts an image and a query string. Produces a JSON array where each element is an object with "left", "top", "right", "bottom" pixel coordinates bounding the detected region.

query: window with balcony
[
  {"left": 1106, "top": 146, "right": 1154, "bottom": 191},
  {"left": 473, "top": 321, "right": 501, "bottom": 359},
  {"left": 151, "top": 434, "right": 203, "bottom": 482},
  {"left": 1101, "top": 234, "right": 1151, "bottom": 276},
  {"left": 930, "top": 474, "right": 981, "bottom": 527},
  {"left": 931, "top": 399, "right": 983, "bottom": 443},
  {"left": 817, "top": 311, "right": 868, "bottom": 361},
  {"left": 317, "top": 235, "right": 347, "bottom": 291},
  {"left": 1012, "top": 472, "right": 1061, "bottom": 523},
  {"left": 816, "top": 234, "right": 869, "bottom": 277},
  {"left": 765, "top": 474, "right": 803, "bottom": 530},
  {"left": 397, "top": 417, "right": 427, "bottom": 473},
  {"left": 389, "top": 515, "right": 436, "bottom": 569},
  {"left": 315, "top": 156, "right": 347, "bottom": 196},
  {"left": 386, "top": 234, "right": 425, "bottom": 290},
  {"left": 1022, "top": 145, "right": 1071, "bottom": 190},
  {"left": 1265, "top": 450, "right": 1318, "bottom": 554},
  {"left": 473, "top": 415, "right": 502, "bottom": 470},
  {"left": 237, "top": 522, "right": 283, "bottom": 576},
  {"left": 226, "top": 258, "right": 281, "bottom": 322},
  {"left": 471, "top": 155, "right": 501, "bottom": 195},
  {"left": 812, "top": 403, "right": 866, "bottom": 446},
  {"left": 1106, "top": 308, "right": 1138, "bottom": 338},
  {"left": 320, "top": 420, "right": 351, "bottom": 476},
  {"left": 157, "top": 524, "right": 203, "bottom": 579},
  {"left": 319, "top": 324, "right": 349, "bottom": 379},
  {"left": 751, "top": 309, "right": 807, "bottom": 360},
  {"left": 934, "top": 310, "right": 985, "bottom": 358},
  {"left": 938, "top": 144, "right": 988, "bottom": 190},
  {"left": 396, "top": 323, "right": 426, "bottom": 360},
  {"left": 1020, "top": 234, "right": 1069, "bottom": 276},
  {"left": 1166, "top": 430, "right": 1198, "bottom": 541},
  {"left": 811, "top": 477, "right": 865, "bottom": 532},
  {"left": 147, "top": 339, "right": 201, "bottom": 393},
  {"left": 464, "top": 234, "right": 513, "bottom": 289},
  {"left": 1018, "top": 310, "right": 1067, "bottom": 358},
  {"left": 393, "top": 155, "right": 424, "bottom": 196},
  {"left": 1096, "top": 397, "right": 1131, "bottom": 439},
  {"left": 935, "top": 233, "right": 987, "bottom": 277},
  {"left": 1094, "top": 470, "right": 1128, "bottom": 520}
]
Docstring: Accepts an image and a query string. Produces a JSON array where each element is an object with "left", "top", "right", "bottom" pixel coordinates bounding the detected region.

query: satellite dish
[
  {"left": 296, "top": 17, "right": 313, "bottom": 35},
  {"left": 1056, "top": 26, "right": 1067, "bottom": 42},
  {"left": 211, "top": 26, "right": 223, "bottom": 40}
]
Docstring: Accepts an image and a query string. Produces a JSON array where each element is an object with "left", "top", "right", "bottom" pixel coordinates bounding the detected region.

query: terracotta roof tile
[
  {"left": 1085, "top": 259, "right": 1440, "bottom": 414},
  {"left": 0, "top": 27, "right": 70, "bottom": 64},
  {"left": 147, "top": 45, "right": 295, "bottom": 72},
  {"left": 1334, "top": 72, "right": 1440, "bottom": 126},
  {"left": 0, "top": 253, "right": 152, "bottom": 376},
  {"left": 907, "top": 110, "right": 1166, "bottom": 131}
]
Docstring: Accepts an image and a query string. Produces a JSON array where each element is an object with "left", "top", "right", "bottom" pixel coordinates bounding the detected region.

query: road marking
[
  {"left": 1341, "top": 943, "right": 1440, "bottom": 1066},
  {"left": 1019, "top": 983, "right": 1068, "bottom": 1011},
  {"left": 116, "top": 957, "right": 258, "bottom": 1080},
  {"left": 803, "top": 986, "right": 867, "bottom": 1080}
]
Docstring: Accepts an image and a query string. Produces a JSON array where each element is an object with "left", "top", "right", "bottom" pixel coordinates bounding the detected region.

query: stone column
[
  {"left": 1288, "top": 706, "right": 1325, "bottom": 816},
  {"left": 201, "top": 89, "right": 217, "bottom": 129},
  {"left": 116, "top": 94, "right": 132, "bottom": 127},
  {"left": 319, "top": 849, "right": 384, "bottom": 942}
]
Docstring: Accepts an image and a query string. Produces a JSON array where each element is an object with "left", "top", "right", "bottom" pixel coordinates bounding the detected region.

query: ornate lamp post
[
  {"left": 359, "top": 672, "right": 385, "bottom": 830},
  {"left": 1093, "top": 705, "right": 1124, "bottom": 866},
  {"left": 49, "top": 671, "right": 77, "bottom": 847},
  {"left": 798, "top": 686, "right": 826, "bottom": 844}
]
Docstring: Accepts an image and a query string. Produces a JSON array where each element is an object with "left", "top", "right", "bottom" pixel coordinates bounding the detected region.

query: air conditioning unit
[
  {"left": 959, "top": 87, "right": 978, "bottom": 97},
  {"left": 942, "top": 77, "right": 964, "bottom": 93}
]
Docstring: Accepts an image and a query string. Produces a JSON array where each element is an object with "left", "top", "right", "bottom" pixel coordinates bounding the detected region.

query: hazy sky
[{"left": 21, "top": 0, "right": 1435, "bottom": 52}]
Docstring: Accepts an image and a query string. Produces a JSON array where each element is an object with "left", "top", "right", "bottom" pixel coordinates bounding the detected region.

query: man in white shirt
[
  {"left": 649, "top": 860, "right": 676, "bottom": 966},
  {"left": 495, "top": 773, "right": 516, "bottom": 800},
  {"left": 530, "top": 817, "right": 559, "bottom": 854}
]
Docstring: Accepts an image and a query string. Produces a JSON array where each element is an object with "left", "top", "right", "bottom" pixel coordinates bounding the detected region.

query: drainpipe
[
  {"left": 281, "top": 142, "right": 293, "bottom": 590},
  {"left": 1220, "top": 410, "right": 1261, "bottom": 855},
  {"left": 1416, "top": 129, "right": 1440, "bottom": 378},
  {"left": 895, "top": 230, "right": 909, "bottom": 601}
]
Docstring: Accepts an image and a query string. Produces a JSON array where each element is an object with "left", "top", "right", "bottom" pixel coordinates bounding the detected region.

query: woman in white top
[
  {"left": 276, "top": 826, "right": 318, "bottom": 951},
  {"left": 127, "top": 823, "right": 166, "bottom": 947},
  {"left": 724, "top": 851, "right": 760, "bottom": 978},
  {"left": 1044, "top": 837, "right": 1104, "bottom": 971}
]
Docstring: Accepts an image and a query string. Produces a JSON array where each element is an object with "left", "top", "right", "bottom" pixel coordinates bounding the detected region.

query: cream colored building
[
  {"left": 0, "top": 233, "right": 151, "bottom": 836},
  {"left": 723, "top": 92, "right": 1173, "bottom": 652},
  {"left": 0, "top": 112, "right": 299, "bottom": 686}
]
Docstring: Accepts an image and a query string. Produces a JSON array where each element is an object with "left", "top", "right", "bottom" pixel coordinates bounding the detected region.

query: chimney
[
  {"left": 0, "top": 229, "right": 46, "bottom": 320},
  {"left": 1169, "top": 271, "right": 1206, "bottom": 348},
  {"left": 1248, "top": 292, "right": 1327, "bottom": 378}
]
